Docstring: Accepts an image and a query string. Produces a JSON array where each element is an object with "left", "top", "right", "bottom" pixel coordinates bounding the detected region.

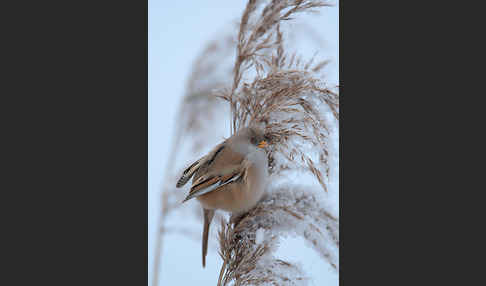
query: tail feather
[{"left": 202, "top": 209, "right": 215, "bottom": 268}]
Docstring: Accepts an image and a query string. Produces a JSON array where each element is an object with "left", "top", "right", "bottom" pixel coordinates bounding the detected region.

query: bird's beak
[{"left": 257, "top": 140, "right": 268, "bottom": 148}]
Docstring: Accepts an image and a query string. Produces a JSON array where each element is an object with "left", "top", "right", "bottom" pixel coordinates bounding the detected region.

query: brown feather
[
  {"left": 202, "top": 208, "right": 215, "bottom": 268},
  {"left": 191, "top": 176, "right": 220, "bottom": 193},
  {"left": 176, "top": 143, "right": 226, "bottom": 188},
  {"left": 176, "top": 159, "right": 201, "bottom": 188},
  {"left": 193, "top": 143, "right": 245, "bottom": 183}
]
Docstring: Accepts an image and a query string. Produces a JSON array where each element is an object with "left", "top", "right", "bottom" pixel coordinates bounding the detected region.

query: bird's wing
[
  {"left": 182, "top": 165, "right": 246, "bottom": 202},
  {"left": 176, "top": 143, "right": 226, "bottom": 188}
]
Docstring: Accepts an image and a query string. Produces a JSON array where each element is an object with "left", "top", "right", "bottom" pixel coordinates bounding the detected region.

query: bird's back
[{"left": 192, "top": 142, "right": 245, "bottom": 183}]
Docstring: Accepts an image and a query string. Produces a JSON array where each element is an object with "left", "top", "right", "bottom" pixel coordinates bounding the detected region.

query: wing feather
[
  {"left": 176, "top": 159, "right": 202, "bottom": 187},
  {"left": 176, "top": 144, "right": 226, "bottom": 188},
  {"left": 182, "top": 166, "right": 244, "bottom": 202}
]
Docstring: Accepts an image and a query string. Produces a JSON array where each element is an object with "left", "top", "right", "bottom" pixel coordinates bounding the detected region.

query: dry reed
[
  {"left": 214, "top": 0, "right": 339, "bottom": 285},
  {"left": 217, "top": 185, "right": 338, "bottom": 285}
]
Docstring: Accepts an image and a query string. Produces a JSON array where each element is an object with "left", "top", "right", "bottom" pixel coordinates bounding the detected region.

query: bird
[{"left": 176, "top": 126, "right": 270, "bottom": 267}]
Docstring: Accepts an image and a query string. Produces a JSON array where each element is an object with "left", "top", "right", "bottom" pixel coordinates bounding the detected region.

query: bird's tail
[{"left": 202, "top": 208, "right": 215, "bottom": 268}]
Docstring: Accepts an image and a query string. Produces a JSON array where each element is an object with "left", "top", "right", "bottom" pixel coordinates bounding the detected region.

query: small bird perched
[{"left": 176, "top": 126, "right": 270, "bottom": 267}]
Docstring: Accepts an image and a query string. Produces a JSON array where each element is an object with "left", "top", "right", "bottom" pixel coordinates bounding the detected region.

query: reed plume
[{"left": 215, "top": 0, "right": 339, "bottom": 285}]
